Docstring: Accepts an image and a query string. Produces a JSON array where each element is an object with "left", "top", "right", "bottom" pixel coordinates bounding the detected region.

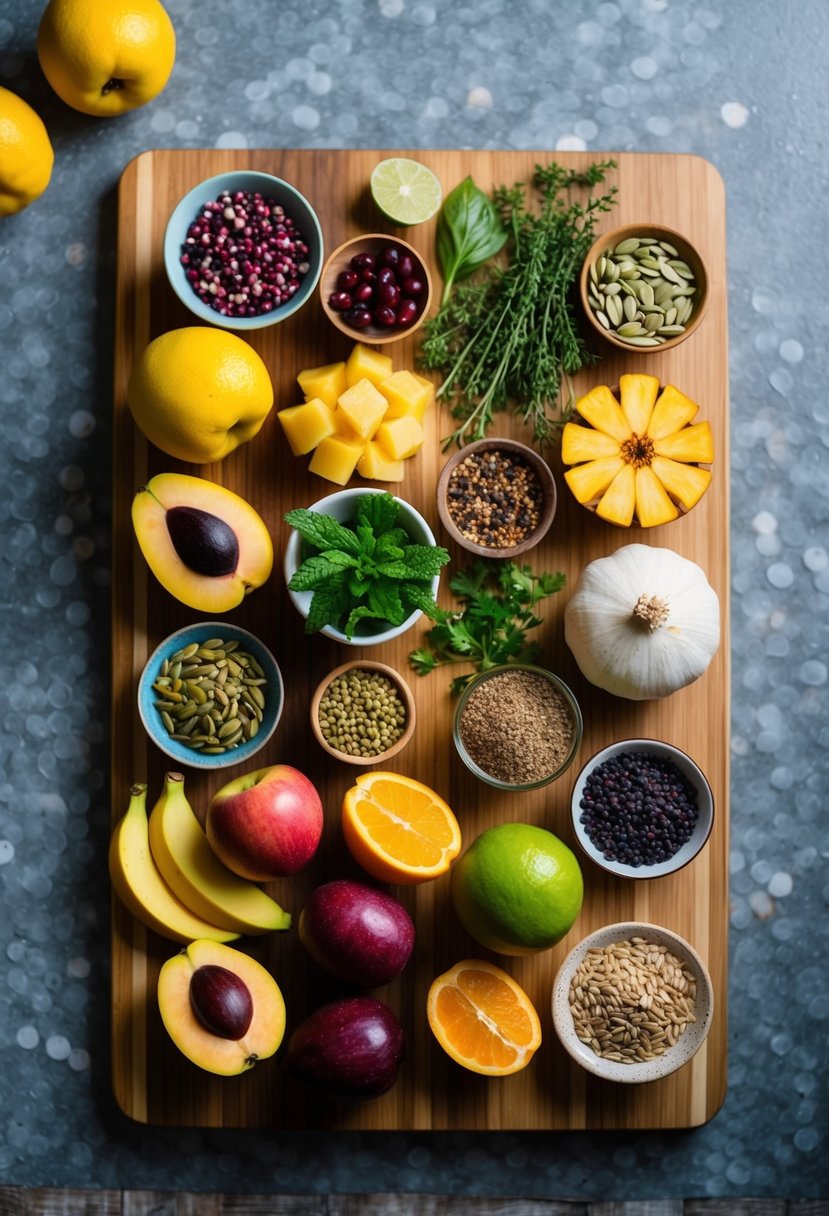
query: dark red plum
[
  {"left": 298, "top": 879, "right": 414, "bottom": 987},
  {"left": 284, "top": 996, "right": 405, "bottom": 1099}
]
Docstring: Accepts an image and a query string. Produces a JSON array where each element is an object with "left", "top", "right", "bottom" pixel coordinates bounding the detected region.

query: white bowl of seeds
[{"left": 551, "top": 920, "right": 714, "bottom": 1083}]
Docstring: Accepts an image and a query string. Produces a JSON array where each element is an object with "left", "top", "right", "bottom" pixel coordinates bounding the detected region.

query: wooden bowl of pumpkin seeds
[
  {"left": 137, "top": 622, "right": 283, "bottom": 770},
  {"left": 310, "top": 660, "right": 416, "bottom": 766},
  {"left": 579, "top": 223, "right": 709, "bottom": 353}
]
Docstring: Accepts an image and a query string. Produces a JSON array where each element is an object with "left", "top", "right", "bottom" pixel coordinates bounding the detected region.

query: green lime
[
  {"left": 370, "top": 157, "right": 442, "bottom": 226},
  {"left": 451, "top": 823, "right": 584, "bottom": 956}
]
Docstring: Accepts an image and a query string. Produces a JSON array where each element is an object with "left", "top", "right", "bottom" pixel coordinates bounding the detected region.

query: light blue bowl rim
[
  {"left": 137, "top": 620, "right": 284, "bottom": 770},
  {"left": 162, "top": 169, "right": 324, "bottom": 330}
]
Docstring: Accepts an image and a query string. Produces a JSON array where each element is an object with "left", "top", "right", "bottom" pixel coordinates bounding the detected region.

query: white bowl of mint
[{"left": 283, "top": 488, "right": 449, "bottom": 646}]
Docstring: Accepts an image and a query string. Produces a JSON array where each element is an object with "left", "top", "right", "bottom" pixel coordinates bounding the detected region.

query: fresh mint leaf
[
  {"left": 368, "top": 578, "right": 404, "bottom": 624},
  {"left": 348, "top": 572, "right": 371, "bottom": 598},
  {"left": 305, "top": 581, "right": 349, "bottom": 634},
  {"left": 400, "top": 544, "right": 450, "bottom": 579},
  {"left": 356, "top": 492, "right": 399, "bottom": 537},
  {"left": 400, "top": 583, "right": 441, "bottom": 617},
  {"left": 344, "top": 605, "right": 392, "bottom": 639},
  {"left": 284, "top": 508, "right": 360, "bottom": 555},
  {"left": 288, "top": 555, "right": 352, "bottom": 592},
  {"left": 355, "top": 519, "right": 376, "bottom": 558}
]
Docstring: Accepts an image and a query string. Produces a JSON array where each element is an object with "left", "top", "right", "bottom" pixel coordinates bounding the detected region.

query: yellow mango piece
[
  {"left": 651, "top": 456, "right": 712, "bottom": 511},
  {"left": 308, "top": 435, "right": 364, "bottom": 486},
  {"left": 647, "top": 385, "right": 699, "bottom": 440},
  {"left": 277, "top": 398, "right": 336, "bottom": 456},
  {"left": 563, "top": 456, "right": 624, "bottom": 505},
  {"left": 375, "top": 415, "right": 425, "bottom": 461},
  {"left": 357, "top": 441, "right": 405, "bottom": 482},
  {"left": 297, "top": 361, "right": 347, "bottom": 409},
  {"left": 653, "top": 420, "right": 715, "bottom": 464},
  {"left": 619, "top": 373, "right": 660, "bottom": 435},
  {"left": 561, "top": 422, "right": 620, "bottom": 464},
  {"left": 576, "top": 385, "right": 632, "bottom": 443},
  {"left": 596, "top": 464, "right": 636, "bottom": 527},
  {"left": 635, "top": 465, "right": 679, "bottom": 527},
  {"left": 345, "top": 343, "right": 394, "bottom": 388},
  {"left": 378, "top": 370, "right": 433, "bottom": 421},
  {"left": 336, "top": 378, "right": 390, "bottom": 440}
]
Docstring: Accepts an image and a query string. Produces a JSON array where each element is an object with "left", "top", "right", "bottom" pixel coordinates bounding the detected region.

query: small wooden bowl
[
  {"left": 319, "top": 233, "right": 433, "bottom": 345},
  {"left": 436, "top": 438, "right": 557, "bottom": 558},
  {"left": 579, "top": 222, "right": 709, "bottom": 354},
  {"left": 310, "top": 660, "right": 416, "bottom": 766}
]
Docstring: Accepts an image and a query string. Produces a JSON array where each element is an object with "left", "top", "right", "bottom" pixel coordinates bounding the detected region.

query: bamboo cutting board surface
[{"left": 111, "top": 149, "right": 729, "bottom": 1129}]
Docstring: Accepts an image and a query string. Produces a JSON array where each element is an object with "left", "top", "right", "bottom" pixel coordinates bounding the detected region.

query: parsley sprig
[
  {"left": 420, "top": 159, "right": 617, "bottom": 449},
  {"left": 409, "top": 559, "right": 565, "bottom": 694},
  {"left": 286, "top": 493, "right": 449, "bottom": 640}
]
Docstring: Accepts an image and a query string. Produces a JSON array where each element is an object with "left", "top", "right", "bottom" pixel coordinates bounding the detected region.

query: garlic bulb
[{"left": 564, "top": 544, "right": 720, "bottom": 700}]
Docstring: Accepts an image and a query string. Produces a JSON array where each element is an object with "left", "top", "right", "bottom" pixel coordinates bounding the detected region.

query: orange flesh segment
[
  {"left": 343, "top": 772, "right": 461, "bottom": 881},
  {"left": 427, "top": 961, "right": 542, "bottom": 1075}
]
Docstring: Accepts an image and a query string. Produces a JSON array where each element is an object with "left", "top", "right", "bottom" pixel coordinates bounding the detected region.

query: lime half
[{"left": 370, "top": 157, "right": 442, "bottom": 226}]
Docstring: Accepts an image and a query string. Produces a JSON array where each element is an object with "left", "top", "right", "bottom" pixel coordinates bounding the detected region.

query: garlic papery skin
[{"left": 564, "top": 544, "right": 720, "bottom": 700}]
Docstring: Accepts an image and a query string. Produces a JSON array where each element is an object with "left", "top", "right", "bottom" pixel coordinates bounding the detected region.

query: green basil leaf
[{"left": 437, "top": 176, "right": 508, "bottom": 301}]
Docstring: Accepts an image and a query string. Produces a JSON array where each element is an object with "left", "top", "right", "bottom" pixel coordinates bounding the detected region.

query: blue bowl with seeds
[
  {"left": 137, "top": 622, "right": 284, "bottom": 771},
  {"left": 163, "top": 169, "right": 324, "bottom": 331}
]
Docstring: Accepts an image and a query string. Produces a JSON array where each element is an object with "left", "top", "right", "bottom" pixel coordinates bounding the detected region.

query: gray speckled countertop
[{"left": 0, "top": 0, "right": 827, "bottom": 1199}]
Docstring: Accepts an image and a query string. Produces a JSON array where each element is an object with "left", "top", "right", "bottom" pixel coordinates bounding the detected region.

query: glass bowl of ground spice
[
  {"left": 570, "top": 738, "right": 714, "bottom": 879},
  {"left": 551, "top": 920, "right": 714, "bottom": 1083},
  {"left": 311, "top": 660, "right": 416, "bottom": 766},
  {"left": 452, "top": 663, "right": 582, "bottom": 790},
  {"left": 437, "top": 439, "right": 557, "bottom": 559}
]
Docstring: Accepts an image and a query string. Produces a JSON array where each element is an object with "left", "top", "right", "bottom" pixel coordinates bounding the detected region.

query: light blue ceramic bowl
[
  {"left": 137, "top": 621, "right": 283, "bottom": 771},
  {"left": 163, "top": 170, "right": 324, "bottom": 331}
]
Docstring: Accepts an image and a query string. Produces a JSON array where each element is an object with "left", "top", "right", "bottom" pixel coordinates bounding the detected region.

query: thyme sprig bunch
[{"left": 420, "top": 160, "right": 617, "bottom": 449}]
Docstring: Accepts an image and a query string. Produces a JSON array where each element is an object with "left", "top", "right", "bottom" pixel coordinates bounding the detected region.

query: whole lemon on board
[
  {"left": 0, "top": 86, "right": 54, "bottom": 215},
  {"left": 450, "top": 822, "right": 584, "bottom": 956},
  {"left": 37, "top": 0, "right": 176, "bottom": 117},
  {"left": 127, "top": 328, "right": 274, "bottom": 464}
]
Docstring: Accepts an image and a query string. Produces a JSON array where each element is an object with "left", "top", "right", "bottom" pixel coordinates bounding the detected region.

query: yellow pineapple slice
[
  {"left": 619, "top": 373, "right": 659, "bottom": 435},
  {"left": 297, "top": 361, "right": 347, "bottom": 408},
  {"left": 651, "top": 456, "right": 712, "bottom": 511},
  {"left": 561, "top": 422, "right": 620, "bottom": 464},
  {"left": 563, "top": 456, "right": 624, "bottom": 505},
  {"left": 647, "top": 384, "right": 699, "bottom": 440},
  {"left": 596, "top": 465, "right": 636, "bottom": 527},
  {"left": 653, "top": 420, "right": 714, "bottom": 464},
  {"left": 635, "top": 466, "right": 679, "bottom": 527},
  {"left": 575, "top": 385, "right": 632, "bottom": 443}
]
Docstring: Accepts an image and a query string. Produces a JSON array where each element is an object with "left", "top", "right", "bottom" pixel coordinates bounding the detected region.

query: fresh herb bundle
[
  {"left": 421, "top": 160, "right": 618, "bottom": 449},
  {"left": 409, "top": 559, "right": 565, "bottom": 693},
  {"left": 285, "top": 493, "right": 450, "bottom": 640}
]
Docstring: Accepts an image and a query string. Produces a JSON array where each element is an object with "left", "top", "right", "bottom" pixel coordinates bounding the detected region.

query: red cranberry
[
  {"left": 337, "top": 269, "right": 359, "bottom": 291},
  {"left": 353, "top": 282, "right": 374, "bottom": 304},
  {"left": 373, "top": 305, "right": 397, "bottom": 328},
  {"left": 397, "top": 254, "right": 414, "bottom": 279},
  {"left": 395, "top": 299, "right": 419, "bottom": 327},
  {"left": 360, "top": 267, "right": 377, "bottom": 284},
  {"left": 344, "top": 306, "right": 373, "bottom": 329},
  {"left": 378, "top": 282, "right": 401, "bottom": 308},
  {"left": 328, "top": 291, "right": 353, "bottom": 312},
  {"left": 381, "top": 246, "right": 401, "bottom": 269},
  {"left": 376, "top": 266, "right": 396, "bottom": 288},
  {"left": 401, "top": 276, "right": 424, "bottom": 298},
  {"left": 350, "top": 252, "right": 376, "bottom": 272}
]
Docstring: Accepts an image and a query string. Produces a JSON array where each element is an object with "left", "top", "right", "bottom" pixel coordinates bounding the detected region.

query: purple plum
[{"left": 298, "top": 879, "right": 415, "bottom": 987}]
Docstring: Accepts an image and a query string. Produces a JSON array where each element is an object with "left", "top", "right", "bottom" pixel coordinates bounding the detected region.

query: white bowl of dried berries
[
  {"left": 163, "top": 170, "right": 324, "bottom": 330},
  {"left": 570, "top": 738, "right": 714, "bottom": 879},
  {"left": 552, "top": 920, "right": 714, "bottom": 1084}
]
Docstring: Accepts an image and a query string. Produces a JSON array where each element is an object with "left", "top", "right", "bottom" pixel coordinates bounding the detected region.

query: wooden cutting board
[{"left": 111, "top": 148, "right": 729, "bottom": 1129}]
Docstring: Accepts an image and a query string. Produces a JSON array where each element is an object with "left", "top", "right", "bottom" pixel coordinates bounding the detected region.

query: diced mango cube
[
  {"left": 277, "top": 398, "right": 336, "bottom": 456},
  {"left": 375, "top": 415, "right": 425, "bottom": 461},
  {"left": 335, "top": 378, "right": 389, "bottom": 440},
  {"left": 297, "top": 361, "right": 347, "bottom": 409},
  {"left": 308, "top": 434, "right": 364, "bottom": 486},
  {"left": 357, "top": 441, "right": 405, "bottom": 483},
  {"left": 345, "top": 343, "right": 394, "bottom": 388},
  {"left": 378, "top": 370, "right": 433, "bottom": 421}
]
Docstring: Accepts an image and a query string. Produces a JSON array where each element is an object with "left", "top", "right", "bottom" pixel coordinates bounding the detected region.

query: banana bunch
[{"left": 109, "top": 773, "right": 291, "bottom": 943}]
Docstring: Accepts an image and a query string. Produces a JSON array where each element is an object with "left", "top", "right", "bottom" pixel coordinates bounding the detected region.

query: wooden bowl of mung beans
[{"left": 310, "top": 660, "right": 416, "bottom": 766}]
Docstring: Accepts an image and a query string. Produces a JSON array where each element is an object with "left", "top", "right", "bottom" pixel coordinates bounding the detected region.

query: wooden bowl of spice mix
[
  {"left": 551, "top": 920, "right": 714, "bottom": 1084},
  {"left": 452, "top": 663, "right": 582, "bottom": 791},
  {"left": 311, "top": 660, "right": 416, "bottom": 766},
  {"left": 436, "top": 438, "right": 557, "bottom": 559}
]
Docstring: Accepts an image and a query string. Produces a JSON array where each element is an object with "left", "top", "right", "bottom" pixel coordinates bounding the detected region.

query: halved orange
[
  {"left": 427, "top": 959, "right": 542, "bottom": 1076},
  {"left": 341, "top": 771, "right": 461, "bottom": 884}
]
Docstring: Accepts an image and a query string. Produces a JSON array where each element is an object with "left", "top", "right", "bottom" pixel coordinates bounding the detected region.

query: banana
[
  {"left": 148, "top": 772, "right": 291, "bottom": 935},
  {"left": 109, "top": 783, "right": 239, "bottom": 945}
]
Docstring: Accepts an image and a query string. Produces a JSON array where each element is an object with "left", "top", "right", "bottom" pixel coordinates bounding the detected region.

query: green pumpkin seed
[
  {"left": 665, "top": 306, "right": 678, "bottom": 326},
  {"left": 596, "top": 310, "right": 611, "bottom": 330},
  {"left": 639, "top": 283, "right": 655, "bottom": 309},
  {"left": 624, "top": 335, "right": 663, "bottom": 346},
  {"left": 219, "top": 719, "right": 243, "bottom": 739},
  {"left": 654, "top": 281, "right": 675, "bottom": 305},
  {"left": 614, "top": 237, "right": 641, "bottom": 255},
  {"left": 617, "top": 321, "right": 647, "bottom": 337},
  {"left": 659, "top": 240, "right": 679, "bottom": 256},
  {"left": 623, "top": 294, "right": 638, "bottom": 322},
  {"left": 606, "top": 295, "right": 623, "bottom": 326},
  {"left": 170, "top": 642, "right": 199, "bottom": 662},
  {"left": 201, "top": 747, "right": 227, "bottom": 755},
  {"left": 644, "top": 313, "right": 663, "bottom": 332},
  {"left": 603, "top": 281, "right": 622, "bottom": 296},
  {"left": 160, "top": 711, "right": 175, "bottom": 734},
  {"left": 658, "top": 324, "right": 686, "bottom": 335},
  {"left": 589, "top": 260, "right": 598, "bottom": 286}
]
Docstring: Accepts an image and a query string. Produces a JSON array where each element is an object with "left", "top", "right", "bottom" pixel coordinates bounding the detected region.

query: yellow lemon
[
  {"left": 37, "top": 0, "right": 176, "bottom": 117},
  {"left": 127, "top": 328, "right": 274, "bottom": 464},
  {"left": 0, "top": 86, "right": 54, "bottom": 215}
]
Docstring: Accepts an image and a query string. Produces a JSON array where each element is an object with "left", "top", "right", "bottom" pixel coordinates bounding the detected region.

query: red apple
[
  {"left": 299, "top": 880, "right": 415, "bottom": 987},
  {"left": 284, "top": 996, "right": 404, "bottom": 1099},
  {"left": 206, "top": 765, "right": 323, "bottom": 881}
]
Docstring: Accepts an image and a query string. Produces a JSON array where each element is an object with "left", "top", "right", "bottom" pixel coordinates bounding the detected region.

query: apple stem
[{"left": 102, "top": 78, "right": 125, "bottom": 95}]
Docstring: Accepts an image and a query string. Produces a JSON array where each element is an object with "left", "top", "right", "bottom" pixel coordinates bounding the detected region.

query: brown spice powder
[{"left": 459, "top": 669, "right": 575, "bottom": 784}]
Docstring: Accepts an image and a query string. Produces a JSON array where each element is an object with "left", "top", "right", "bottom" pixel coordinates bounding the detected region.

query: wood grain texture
[{"left": 111, "top": 149, "right": 730, "bottom": 1130}]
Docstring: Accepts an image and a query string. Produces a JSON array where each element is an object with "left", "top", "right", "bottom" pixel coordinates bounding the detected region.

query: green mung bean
[{"left": 318, "top": 669, "right": 408, "bottom": 759}]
